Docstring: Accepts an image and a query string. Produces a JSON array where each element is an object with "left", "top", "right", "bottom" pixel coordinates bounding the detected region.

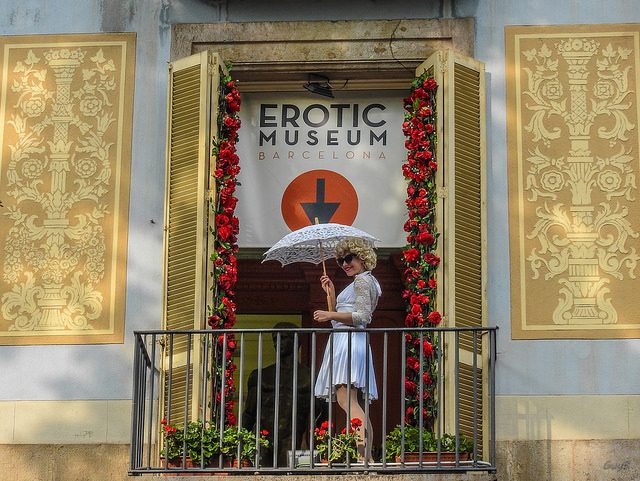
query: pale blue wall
[
  {"left": 0, "top": 0, "right": 639, "bottom": 400},
  {"left": 464, "top": 0, "right": 640, "bottom": 396}
]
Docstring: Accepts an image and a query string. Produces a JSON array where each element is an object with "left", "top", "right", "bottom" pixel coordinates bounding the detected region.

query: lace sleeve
[{"left": 351, "top": 275, "right": 377, "bottom": 326}]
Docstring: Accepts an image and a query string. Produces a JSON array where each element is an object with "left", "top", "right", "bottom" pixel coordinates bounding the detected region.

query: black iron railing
[{"left": 129, "top": 326, "right": 497, "bottom": 475}]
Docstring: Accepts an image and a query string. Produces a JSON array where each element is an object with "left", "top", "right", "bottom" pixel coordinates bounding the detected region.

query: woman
[{"left": 313, "top": 237, "right": 381, "bottom": 461}]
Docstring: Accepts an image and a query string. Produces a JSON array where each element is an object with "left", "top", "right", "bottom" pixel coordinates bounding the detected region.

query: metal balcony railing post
[
  {"left": 309, "top": 330, "right": 317, "bottom": 469},
  {"left": 273, "top": 332, "right": 282, "bottom": 467},
  {"left": 454, "top": 330, "right": 460, "bottom": 466},
  {"left": 291, "top": 331, "right": 300, "bottom": 468},
  {"left": 381, "top": 331, "right": 388, "bottom": 468},
  {"left": 490, "top": 328, "right": 497, "bottom": 468},
  {"left": 472, "top": 329, "right": 479, "bottom": 464},
  {"left": 129, "top": 333, "right": 142, "bottom": 470}
]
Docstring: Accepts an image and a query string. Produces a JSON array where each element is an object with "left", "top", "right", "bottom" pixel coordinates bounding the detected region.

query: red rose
[
  {"left": 217, "top": 225, "right": 232, "bottom": 241},
  {"left": 404, "top": 314, "right": 416, "bottom": 327},
  {"left": 416, "top": 231, "right": 435, "bottom": 245},
  {"left": 423, "top": 78, "right": 437, "bottom": 90},
  {"left": 227, "top": 412, "right": 237, "bottom": 426},
  {"left": 424, "top": 253, "right": 440, "bottom": 266},
  {"left": 415, "top": 149, "right": 432, "bottom": 160},
  {"left": 410, "top": 294, "right": 429, "bottom": 305},
  {"left": 216, "top": 213, "right": 230, "bottom": 227},
  {"left": 406, "top": 357, "right": 420, "bottom": 371},
  {"left": 428, "top": 311, "right": 442, "bottom": 325},
  {"left": 403, "top": 248, "right": 420, "bottom": 263}
]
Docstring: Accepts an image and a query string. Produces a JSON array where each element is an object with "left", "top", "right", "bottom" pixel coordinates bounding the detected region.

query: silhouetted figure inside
[{"left": 243, "top": 322, "right": 324, "bottom": 467}]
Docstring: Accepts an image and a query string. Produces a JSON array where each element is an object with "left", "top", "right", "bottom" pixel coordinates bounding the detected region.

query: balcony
[{"left": 129, "top": 326, "right": 497, "bottom": 475}]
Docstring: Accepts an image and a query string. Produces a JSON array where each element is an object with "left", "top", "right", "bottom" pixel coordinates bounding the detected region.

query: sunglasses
[{"left": 336, "top": 253, "right": 355, "bottom": 265}]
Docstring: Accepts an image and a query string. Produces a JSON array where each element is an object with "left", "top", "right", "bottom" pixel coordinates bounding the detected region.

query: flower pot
[
  {"left": 163, "top": 456, "right": 215, "bottom": 476},
  {"left": 223, "top": 456, "right": 251, "bottom": 468},
  {"left": 395, "top": 451, "right": 471, "bottom": 464}
]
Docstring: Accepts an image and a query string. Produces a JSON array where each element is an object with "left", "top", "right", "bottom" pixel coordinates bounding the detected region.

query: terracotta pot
[
  {"left": 223, "top": 457, "right": 252, "bottom": 468},
  {"left": 163, "top": 457, "right": 217, "bottom": 476},
  {"left": 396, "top": 451, "right": 471, "bottom": 464}
]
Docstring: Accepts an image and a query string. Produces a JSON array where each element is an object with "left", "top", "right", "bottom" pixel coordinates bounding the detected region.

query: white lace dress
[{"left": 314, "top": 271, "right": 381, "bottom": 402}]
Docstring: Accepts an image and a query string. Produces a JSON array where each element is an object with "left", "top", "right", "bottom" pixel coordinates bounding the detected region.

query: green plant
[
  {"left": 161, "top": 419, "right": 220, "bottom": 465},
  {"left": 219, "top": 426, "right": 269, "bottom": 463},
  {"left": 384, "top": 425, "right": 473, "bottom": 461},
  {"left": 314, "top": 418, "right": 362, "bottom": 463}
]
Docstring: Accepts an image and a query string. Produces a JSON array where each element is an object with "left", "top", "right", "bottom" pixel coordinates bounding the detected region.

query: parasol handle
[{"left": 315, "top": 217, "right": 332, "bottom": 312}]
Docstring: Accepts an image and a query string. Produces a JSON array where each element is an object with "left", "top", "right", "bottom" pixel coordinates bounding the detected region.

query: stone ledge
[
  {"left": 171, "top": 19, "right": 475, "bottom": 85},
  {"left": 3, "top": 440, "right": 639, "bottom": 481}
]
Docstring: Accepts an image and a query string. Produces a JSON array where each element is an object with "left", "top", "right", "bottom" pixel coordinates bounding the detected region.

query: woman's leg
[{"left": 335, "top": 385, "right": 373, "bottom": 460}]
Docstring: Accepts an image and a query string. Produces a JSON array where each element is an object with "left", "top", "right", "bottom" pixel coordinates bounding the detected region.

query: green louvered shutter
[
  {"left": 415, "top": 50, "right": 488, "bottom": 457},
  {"left": 160, "top": 51, "right": 227, "bottom": 428}
]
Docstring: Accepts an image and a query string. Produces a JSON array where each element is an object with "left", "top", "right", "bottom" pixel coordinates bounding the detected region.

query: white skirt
[{"left": 314, "top": 329, "right": 378, "bottom": 402}]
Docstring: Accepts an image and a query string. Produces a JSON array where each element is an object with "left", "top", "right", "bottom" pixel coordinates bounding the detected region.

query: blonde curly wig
[{"left": 335, "top": 237, "right": 377, "bottom": 271}]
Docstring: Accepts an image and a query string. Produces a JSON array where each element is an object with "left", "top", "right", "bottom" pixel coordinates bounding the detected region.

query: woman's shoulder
[
  {"left": 354, "top": 271, "right": 378, "bottom": 288},
  {"left": 355, "top": 271, "right": 375, "bottom": 281},
  {"left": 354, "top": 271, "right": 382, "bottom": 295}
]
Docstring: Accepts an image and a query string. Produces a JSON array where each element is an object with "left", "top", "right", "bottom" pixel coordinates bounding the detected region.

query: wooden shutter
[
  {"left": 415, "top": 50, "right": 487, "bottom": 455},
  {"left": 160, "top": 51, "right": 227, "bottom": 425}
]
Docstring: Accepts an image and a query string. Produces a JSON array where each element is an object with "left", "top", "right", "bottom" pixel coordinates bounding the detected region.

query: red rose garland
[
  {"left": 208, "top": 73, "right": 241, "bottom": 427},
  {"left": 401, "top": 73, "right": 440, "bottom": 428}
]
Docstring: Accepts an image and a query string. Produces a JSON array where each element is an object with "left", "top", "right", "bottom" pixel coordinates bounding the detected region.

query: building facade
[{"left": 0, "top": 1, "right": 638, "bottom": 480}]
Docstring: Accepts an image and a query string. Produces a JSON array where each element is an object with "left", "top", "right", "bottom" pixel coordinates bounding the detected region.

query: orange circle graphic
[{"left": 281, "top": 169, "right": 358, "bottom": 230}]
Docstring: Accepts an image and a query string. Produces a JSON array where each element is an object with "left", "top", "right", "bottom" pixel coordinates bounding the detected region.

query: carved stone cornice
[{"left": 171, "top": 19, "right": 474, "bottom": 88}]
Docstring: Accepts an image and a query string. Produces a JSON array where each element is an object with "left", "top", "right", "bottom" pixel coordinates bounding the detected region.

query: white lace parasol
[{"left": 263, "top": 223, "right": 379, "bottom": 266}]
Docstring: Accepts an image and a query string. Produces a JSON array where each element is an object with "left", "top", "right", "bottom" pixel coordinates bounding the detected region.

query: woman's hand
[
  {"left": 313, "top": 310, "right": 332, "bottom": 323},
  {"left": 320, "top": 275, "right": 335, "bottom": 297}
]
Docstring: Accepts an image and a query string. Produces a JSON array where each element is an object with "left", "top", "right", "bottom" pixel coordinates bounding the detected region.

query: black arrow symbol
[{"left": 301, "top": 178, "right": 340, "bottom": 224}]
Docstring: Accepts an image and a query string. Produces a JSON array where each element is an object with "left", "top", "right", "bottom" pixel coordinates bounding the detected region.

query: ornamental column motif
[
  {"left": 556, "top": 39, "right": 603, "bottom": 324},
  {"left": 522, "top": 38, "right": 639, "bottom": 326},
  {"left": 37, "top": 49, "right": 84, "bottom": 329}
]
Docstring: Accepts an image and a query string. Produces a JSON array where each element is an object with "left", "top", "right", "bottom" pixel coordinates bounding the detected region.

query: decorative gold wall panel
[
  {"left": 507, "top": 25, "right": 640, "bottom": 339},
  {"left": 0, "top": 33, "right": 135, "bottom": 345}
]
